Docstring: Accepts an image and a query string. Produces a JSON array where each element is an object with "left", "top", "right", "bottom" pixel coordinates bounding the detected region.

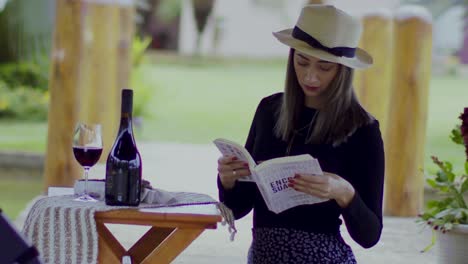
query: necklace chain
[{"left": 285, "top": 110, "right": 318, "bottom": 156}]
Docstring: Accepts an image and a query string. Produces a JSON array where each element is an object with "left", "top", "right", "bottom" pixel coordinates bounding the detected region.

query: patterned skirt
[{"left": 247, "top": 227, "right": 357, "bottom": 264}]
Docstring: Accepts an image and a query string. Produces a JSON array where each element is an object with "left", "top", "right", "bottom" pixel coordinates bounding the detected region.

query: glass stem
[{"left": 84, "top": 167, "right": 90, "bottom": 195}]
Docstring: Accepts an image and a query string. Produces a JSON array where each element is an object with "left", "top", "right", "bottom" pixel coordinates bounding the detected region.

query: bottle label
[{"left": 105, "top": 157, "right": 141, "bottom": 205}]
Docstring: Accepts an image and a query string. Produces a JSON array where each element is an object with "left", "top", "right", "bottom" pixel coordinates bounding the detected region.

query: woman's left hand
[{"left": 288, "top": 172, "right": 355, "bottom": 208}]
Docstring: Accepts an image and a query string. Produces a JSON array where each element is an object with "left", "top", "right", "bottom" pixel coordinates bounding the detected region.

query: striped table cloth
[{"left": 22, "top": 191, "right": 235, "bottom": 264}]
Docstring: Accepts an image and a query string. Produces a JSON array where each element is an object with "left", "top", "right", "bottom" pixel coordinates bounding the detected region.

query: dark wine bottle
[{"left": 105, "top": 89, "right": 142, "bottom": 206}]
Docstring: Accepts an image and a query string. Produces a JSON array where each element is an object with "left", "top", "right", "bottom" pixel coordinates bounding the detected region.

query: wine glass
[{"left": 72, "top": 123, "right": 103, "bottom": 202}]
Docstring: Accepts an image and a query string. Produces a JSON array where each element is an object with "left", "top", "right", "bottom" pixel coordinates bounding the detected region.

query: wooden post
[
  {"left": 82, "top": 0, "right": 134, "bottom": 163},
  {"left": 43, "top": 0, "right": 83, "bottom": 189},
  {"left": 384, "top": 6, "right": 433, "bottom": 216},
  {"left": 306, "top": 0, "right": 326, "bottom": 4},
  {"left": 44, "top": 0, "right": 135, "bottom": 190},
  {"left": 116, "top": 6, "right": 135, "bottom": 93},
  {"left": 353, "top": 9, "right": 393, "bottom": 139}
]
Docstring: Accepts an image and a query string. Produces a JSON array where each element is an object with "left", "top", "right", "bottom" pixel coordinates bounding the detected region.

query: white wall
[
  {"left": 329, "top": 0, "right": 400, "bottom": 15},
  {"left": 178, "top": 0, "right": 464, "bottom": 58},
  {"left": 179, "top": 0, "right": 305, "bottom": 58},
  {"left": 433, "top": 5, "right": 464, "bottom": 54}
]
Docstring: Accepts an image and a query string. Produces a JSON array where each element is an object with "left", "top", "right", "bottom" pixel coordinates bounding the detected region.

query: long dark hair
[{"left": 274, "top": 49, "right": 374, "bottom": 147}]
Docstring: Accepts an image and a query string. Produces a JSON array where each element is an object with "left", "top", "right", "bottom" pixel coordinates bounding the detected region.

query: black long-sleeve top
[{"left": 217, "top": 93, "right": 385, "bottom": 248}]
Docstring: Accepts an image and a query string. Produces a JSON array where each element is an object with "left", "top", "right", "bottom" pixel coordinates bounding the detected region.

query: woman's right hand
[{"left": 217, "top": 156, "right": 250, "bottom": 190}]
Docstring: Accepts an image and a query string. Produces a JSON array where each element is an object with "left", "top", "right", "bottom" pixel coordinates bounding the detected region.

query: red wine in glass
[
  {"left": 73, "top": 147, "right": 103, "bottom": 167},
  {"left": 73, "top": 123, "right": 103, "bottom": 202}
]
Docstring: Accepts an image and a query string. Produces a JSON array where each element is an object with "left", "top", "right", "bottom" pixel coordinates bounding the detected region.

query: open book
[{"left": 214, "top": 138, "right": 329, "bottom": 214}]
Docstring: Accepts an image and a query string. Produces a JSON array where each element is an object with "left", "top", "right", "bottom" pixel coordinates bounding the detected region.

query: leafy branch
[{"left": 418, "top": 108, "right": 468, "bottom": 251}]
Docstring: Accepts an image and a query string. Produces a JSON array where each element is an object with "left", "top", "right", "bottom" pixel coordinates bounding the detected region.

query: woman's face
[{"left": 293, "top": 51, "right": 339, "bottom": 107}]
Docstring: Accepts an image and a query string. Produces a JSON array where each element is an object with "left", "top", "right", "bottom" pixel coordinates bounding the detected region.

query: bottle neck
[
  {"left": 118, "top": 89, "right": 134, "bottom": 138},
  {"left": 118, "top": 112, "right": 133, "bottom": 134}
]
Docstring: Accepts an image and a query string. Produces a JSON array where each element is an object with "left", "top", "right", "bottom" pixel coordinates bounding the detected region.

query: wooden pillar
[
  {"left": 306, "top": 0, "right": 326, "bottom": 4},
  {"left": 43, "top": 0, "right": 83, "bottom": 190},
  {"left": 44, "top": 0, "right": 134, "bottom": 190},
  {"left": 353, "top": 9, "right": 393, "bottom": 140},
  {"left": 78, "top": 2, "right": 134, "bottom": 162},
  {"left": 384, "top": 6, "right": 433, "bottom": 216},
  {"left": 116, "top": 6, "right": 135, "bottom": 96}
]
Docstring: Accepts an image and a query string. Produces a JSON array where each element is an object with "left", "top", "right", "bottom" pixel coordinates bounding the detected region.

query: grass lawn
[
  {"left": 424, "top": 76, "right": 467, "bottom": 172},
  {"left": 138, "top": 57, "right": 287, "bottom": 145},
  {"left": 0, "top": 178, "right": 43, "bottom": 220},
  {"left": 0, "top": 56, "right": 467, "bottom": 219},
  {"left": 0, "top": 121, "right": 48, "bottom": 152}
]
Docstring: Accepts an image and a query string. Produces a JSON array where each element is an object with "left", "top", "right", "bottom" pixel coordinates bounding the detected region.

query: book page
[
  {"left": 254, "top": 155, "right": 328, "bottom": 213},
  {"left": 213, "top": 138, "right": 256, "bottom": 182}
]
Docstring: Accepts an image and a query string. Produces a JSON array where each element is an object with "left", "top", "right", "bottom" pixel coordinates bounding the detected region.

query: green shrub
[
  {"left": 0, "top": 62, "right": 49, "bottom": 91},
  {"left": 0, "top": 36, "right": 155, "bottom": 121},
  {"left": 131, "top": 67, "right": 153, "bottom": 119},
  {"left": 132, "top": 35, "right": 152, "bottom": 67},
  {"left": 131, "top": 35, "right": 154, "bottom": 119},
  {"left": 0, "top": 81, "right": 14, "bottom": 117},
  {"left": 0, "top": 80, "right": 48, "bottom": 120}
]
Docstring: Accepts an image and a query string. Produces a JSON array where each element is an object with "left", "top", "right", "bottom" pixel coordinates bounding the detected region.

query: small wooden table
[{"left": 94, "top": 204, "right": 222, "bottom": 264}]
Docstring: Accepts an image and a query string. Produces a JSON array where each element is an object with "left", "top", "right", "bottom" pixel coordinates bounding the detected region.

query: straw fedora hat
[{"left": 273, "top": 4, "right": 373, "bottom": 69}]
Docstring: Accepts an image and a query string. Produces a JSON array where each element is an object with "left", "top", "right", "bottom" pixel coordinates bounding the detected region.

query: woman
[{"left": 217, "top": 5, "right": 384, "bottom": 264}]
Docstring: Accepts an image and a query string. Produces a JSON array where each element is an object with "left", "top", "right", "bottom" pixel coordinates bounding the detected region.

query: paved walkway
[{"left": 15, "top": 142, "right": 438, "bottom": 263}]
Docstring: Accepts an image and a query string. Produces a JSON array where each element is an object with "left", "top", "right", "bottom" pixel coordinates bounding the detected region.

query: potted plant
[{"left": 418, "top": 107, "right": 468, "bottom": 263}]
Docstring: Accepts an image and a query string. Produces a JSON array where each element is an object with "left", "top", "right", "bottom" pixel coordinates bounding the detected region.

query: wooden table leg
[
  {"left": 96, "top": 222, "right": 126, "bottom": 263},
  {"left": 141, "top": 228, "right": 204, "bottom": 264},
  {"left": 127, "top": 227, "right": 175, "bottom": 264}
]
